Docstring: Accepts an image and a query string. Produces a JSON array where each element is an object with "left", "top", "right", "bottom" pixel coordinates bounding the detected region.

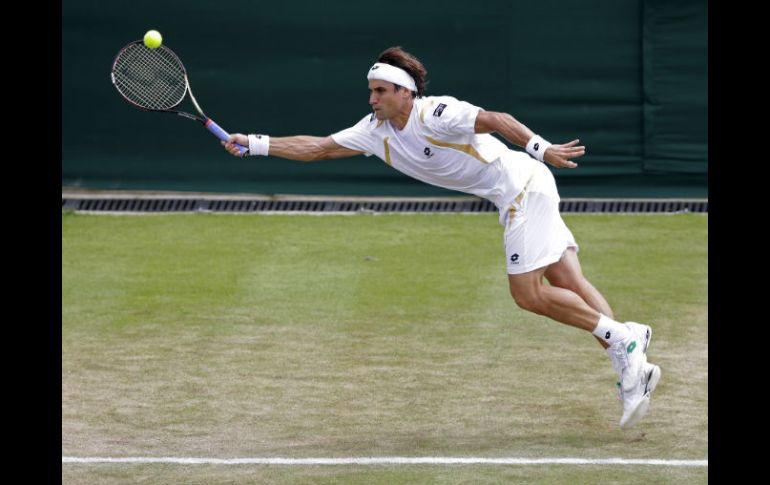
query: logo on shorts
[
  {"left": 510, "top": 253, "right": 519, "bottom": 264},
  {"left": 605, "top": 331, "right": 611, "bottom": 339},
  {"left": 433, "top": 103, "right": 447, "bottom": 117},
  {"left": 423, "top": 147, "right": 434, "bottom": 158}
]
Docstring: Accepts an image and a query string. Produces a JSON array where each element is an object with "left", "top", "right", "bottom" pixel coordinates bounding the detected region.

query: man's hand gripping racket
[{"left": 110, "top": 41, "right": 249, "bottom": 157}]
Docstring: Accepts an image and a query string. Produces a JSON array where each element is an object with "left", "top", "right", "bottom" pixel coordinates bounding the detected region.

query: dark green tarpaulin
[
  {"left": 643, "top": 0, "right": 708, "bottom": 174},
  {"left": 62, "top": 0, "right": 707, "bottom": 197}
]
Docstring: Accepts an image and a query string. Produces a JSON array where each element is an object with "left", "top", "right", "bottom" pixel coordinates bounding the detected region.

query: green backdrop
[{"left": 62, "top": 0, "right": 707, "bottom": 197}]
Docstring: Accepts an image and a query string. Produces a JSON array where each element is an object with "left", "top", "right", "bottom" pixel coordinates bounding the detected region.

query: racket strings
[{"left": 112, "top": 44, "right": 187, "bottom": 110}]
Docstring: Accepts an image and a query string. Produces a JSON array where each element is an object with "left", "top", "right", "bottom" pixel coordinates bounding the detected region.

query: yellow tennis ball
[{"left": 143, "top": 30, "right": 163, "bottom": 49}]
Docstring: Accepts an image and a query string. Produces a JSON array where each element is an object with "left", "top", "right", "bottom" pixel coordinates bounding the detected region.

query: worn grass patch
[{"left": 62, "top": 213, "right": 707, "bottom": 483}]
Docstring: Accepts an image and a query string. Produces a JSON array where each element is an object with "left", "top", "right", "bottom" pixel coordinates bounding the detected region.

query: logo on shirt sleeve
[{"left": 433, "top": 103, "right": 447, "bottom": 117}]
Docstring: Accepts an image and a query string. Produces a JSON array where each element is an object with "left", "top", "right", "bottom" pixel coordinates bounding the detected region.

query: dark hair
[{"left": 376, "top": 46, "right": 427, "bottom": 98}]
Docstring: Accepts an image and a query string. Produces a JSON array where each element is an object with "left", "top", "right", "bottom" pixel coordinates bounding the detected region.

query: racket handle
[{"left": 205, "top": 119, "right": 249, "bottom": 157}]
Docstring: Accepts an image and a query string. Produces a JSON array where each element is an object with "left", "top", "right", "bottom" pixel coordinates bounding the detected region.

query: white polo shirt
[{"left": 331, "top": 95, "right": 541, "bottom": 213}]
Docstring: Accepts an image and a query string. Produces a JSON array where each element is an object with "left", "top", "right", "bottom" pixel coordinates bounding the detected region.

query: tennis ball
[{"left": 143, "top": 30, "right": 163, "bottom": 49}]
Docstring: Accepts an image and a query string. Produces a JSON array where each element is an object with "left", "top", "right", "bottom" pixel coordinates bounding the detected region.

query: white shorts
[{"left": 499, "top": 163, "right": 578, "bottom": 275}]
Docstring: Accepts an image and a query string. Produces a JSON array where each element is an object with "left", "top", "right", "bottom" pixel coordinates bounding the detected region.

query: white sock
[{"left": 592, "top": 314, "right": 629, "bottom": 345}]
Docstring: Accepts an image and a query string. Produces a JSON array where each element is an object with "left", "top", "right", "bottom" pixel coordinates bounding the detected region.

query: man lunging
[{"left": 222, "top": 46, "right": 661, "bottom": 428}]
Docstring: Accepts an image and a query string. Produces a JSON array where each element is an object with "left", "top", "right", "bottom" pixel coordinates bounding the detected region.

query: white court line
[{"left": 62, "top": 456, "right": 707, "bottom": 467}]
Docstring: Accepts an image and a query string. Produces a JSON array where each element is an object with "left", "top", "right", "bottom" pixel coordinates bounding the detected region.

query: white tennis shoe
[
  {"left": 625, "top": 321, "right": 660, "bottom": 398},
  {"left": 610, "top": 321, "right": 662, "bottom": 428},
  {"left": 606, "top": 324, "right": 646, "bottom": 394},
  {"left": 618, "top": 361, "right": 662, "bottom": 428},
  {"left": 626, "top": 321, "right": 652, "bottom": 353}
]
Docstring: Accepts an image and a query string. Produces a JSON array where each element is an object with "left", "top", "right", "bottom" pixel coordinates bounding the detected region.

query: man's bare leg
[
  {"left": 507, "top": 251, "right": 657, "bottom": 428},
  {"left": 507, "top": 265, "right": 602, "bottom": 331},
  {"left": 544, "top": 248, "right": 613, "bottom": 349}
]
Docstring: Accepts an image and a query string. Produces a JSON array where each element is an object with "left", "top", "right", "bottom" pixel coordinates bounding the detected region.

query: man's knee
[
  {"left": 550, "top": 276, "right": 585, "bottom": 294},
  {"left": 510, "top": 288, "right": 543, "bottom": 314}
]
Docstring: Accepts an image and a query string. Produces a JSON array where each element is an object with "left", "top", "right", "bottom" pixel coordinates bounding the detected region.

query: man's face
[{"left": 368, "top": 80, "right": 411, "bottom": 120}]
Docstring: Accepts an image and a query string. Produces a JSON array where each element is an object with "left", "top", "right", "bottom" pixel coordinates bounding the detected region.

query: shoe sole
[
  {"left": 643, "top": 326, "right": 652, "bottom": 353},
  {"left": 620, "top": 394, "right": 651, "bottom": 429},
  {"left": 645, "top": 364, "right": 661, "bottom": 395},
  {"left": 620, "top": 365, "right": 660, "bottom": 429}
]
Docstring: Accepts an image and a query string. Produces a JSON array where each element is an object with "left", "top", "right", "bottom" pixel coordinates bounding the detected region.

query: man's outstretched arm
[
  {"left": 474, "top": 110, "right": 585, "bottom": 168},
  {"left": 222, "top": 134, "right": 363, "bottom": 161}
]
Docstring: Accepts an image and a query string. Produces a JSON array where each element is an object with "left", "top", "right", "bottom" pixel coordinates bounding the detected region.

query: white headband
[{"left": 367, "top": 62, "right": 417, "bottom": 92}]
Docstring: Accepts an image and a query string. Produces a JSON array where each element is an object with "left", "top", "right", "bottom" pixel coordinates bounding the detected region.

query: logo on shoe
[
  {"left": 626, "top": 341, "right": 637, "bottom": 353},
  {"left": 605, "top": 331, "right": 611, "bottom": 339}
]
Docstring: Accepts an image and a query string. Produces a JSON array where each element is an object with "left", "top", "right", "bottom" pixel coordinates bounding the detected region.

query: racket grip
[{"left": 205, "top": 119, "right": 249, "bottom": 157}]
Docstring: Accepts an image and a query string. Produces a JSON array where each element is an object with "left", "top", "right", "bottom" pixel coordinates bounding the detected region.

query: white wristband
[
  {"left": 525, "top": 135, "right": 552, "bottom": 162},
  {"left": 247, "top": 134, "right": 270, "bottom": 156}
]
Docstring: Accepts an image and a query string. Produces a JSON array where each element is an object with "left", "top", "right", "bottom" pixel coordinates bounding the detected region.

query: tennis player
[{"left": 222, "top": 46, "right": 661, "bottom": 429}]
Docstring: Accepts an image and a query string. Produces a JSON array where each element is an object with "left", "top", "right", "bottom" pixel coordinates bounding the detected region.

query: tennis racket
[{"left": 110, "top": 41, "right": 249, "bottom": 156}]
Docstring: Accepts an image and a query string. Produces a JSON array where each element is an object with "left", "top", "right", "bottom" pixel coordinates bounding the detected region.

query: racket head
[{"left": 110, "top": 41, "right": 190, "bottom": 113}]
